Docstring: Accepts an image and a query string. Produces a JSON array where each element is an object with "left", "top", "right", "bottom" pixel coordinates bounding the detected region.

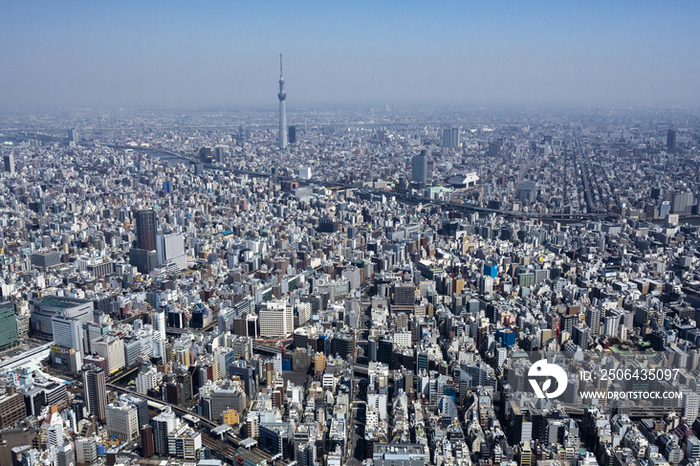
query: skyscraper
[
  {"left": 152, "top": 407, "right": 178, "bottom": 456},
  {"left": 451, "top": 126, "right": 460, "bottom": 148},
  {"left": 199, "top": 146, "right": 213, "bottom": 163},
  {"left": 278, "top": 54, "right": 287, "bottom": 150},
  {"left": 3, "top": 153, "right": 14, "bottom": 174},
  {"left": 214, "top": 146, "right": 226, "bottom": 164},
  {"left": 151, "top": 310, "right": 166, "bottom": 340},
  {"left": 672, "top": 191, "right": 693, "bottom": 215},
  {"left": 0, "top": 302, "right": 18, "bottom": 351},
  {"left": 667, "top": 127, "right": 677, "bottom": 151},
  {"left": 586, "top": 307, "right": 601, "bottom": 336},
  {"left": 57, "top": 443, "right": 75, "bottom": 466},
  {"left": 442, "top": 128, "right": 452, "bottom": 148},
  {"left": 141, "top": 424, "right": 155, "bottom": 458},
  {"left": 412, "top": 150, "right": 428, "bottom": 186},
  {"left": 52, "top": 314, "right": 84, "bottom": 351},
  {"left": 572, "top": 325, "right": 590, "bottom": 349},
  {"left": 136, "top": 210, "right": 158, "bottom": 251},
  {"left": 288, "top": 125, "right": 297, "bottom": 144},
  {"left": 156, "top": 232, "right": 187, "bottom": 271},
  {"left": 683, "top": 392, "right": 700, "bottom": 425},
  {"left": 83, "top": 364, "right": 107, "bottom": 423}
]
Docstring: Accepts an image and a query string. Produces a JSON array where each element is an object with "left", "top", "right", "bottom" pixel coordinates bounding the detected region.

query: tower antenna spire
[{"left": 277, "top": 54, "right": 287, "bottom": 150}]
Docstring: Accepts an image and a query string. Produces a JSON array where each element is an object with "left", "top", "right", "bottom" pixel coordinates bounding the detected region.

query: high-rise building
[
  {"left": 128, "top": 248, "right": 159, "bottom": 274},
  {"left": 259, "top": 301, "right": 293, "bottom": 338},
  {"left": 51, "top": 313, "right": 85, "bottom": 372},
  {"left": 660, "top": 200, "right": 671, "bottom": 218},
  {"left": 451, "top": 126, "right": 460, "bottom": 148},
  {"left": 83, "top": 315, "right": 111, "bottom": 355},
  {"left": 71, "top": 399, "right": 84, "bottom": 424},
  {"left": 56, "top": 443, "right": 75, "bottom": 466},
  {"left": 278, "top": 54, "right": 287, "bottom": 150},
  {"left": 83, "top": 364, "right": 107, "bottom": 423},
  {"left": 687, "top": 436, "right": 700, "bottom": 462},
  {"left": 67, "top": 128, "right": 78, "bottom": 143},
  {"left": 52, "top": 314, "right": 83, "bottom": 352},
  {"left": 135, "top": 210, "right": 158, "bottom": 251},
  {"left": 479, "top": 275, "right": 493, "bottom": 295},
  {"left": 152, "top": 407, "right": 178, "bottom": 456},
  {"left": 586, "top": 307, "right": 601, "bottom": 336},
  {"left": 156, "top": 232, "right": 187, "bottom": 271},
  {"left": 214, "top": 146, "right": 226, "bottom": 164},
  {"left": 297, "top": 442, "right": 317, "bottom": 466},
  {"left": 412, "top": 150, "right": 428, "bottom": 186},
  {"left": 47, "top": 422, "right": 64, "bottom": 448},
  {"left": 210, "top": 387, "right": 247, "bottom": 422},
  {"left": 0, "top": 392, "right": 27, "bottom": 428},
  {"left": 3, "top": 153, "right": 14, "bottom": 174},
  {"left": 238, "top": 124, "right": 246, "bottom": 142},
  {"left": 93, "top": 335, "right": 125, "bottom": 374},
  {"left": 106, "top": 399, "right": 139, "bottom": 442},
  {"left": 75, "top": 436, "right": 98, "bottom": 464},
  {"left": 672, "top": 191, "right": 693, "bottom": 215},
  {"left": 299, "top": 166, "right": 312, "bottom": 180},
  {"left": 141, "top": 424, "right": 154, "bottom": 458},
  {"left": 442, "top": 128, "right": 452, "bottom": 148},
  {"left": 572, "top": 325, "right": 590, "bottom": 349},
  {"left": 667, "top": 127, "right": 677, "bottom": 151},
  {"left": 683, "top": 392, "right": 700, "bottom": 425},
  {"left": 394, "top": 284, "right": 416, "bottom": 307},
  {"left": 151, "top": 310, "right": 166, "bottom": 340},
  {"left": 136, "top": 363, "right": 159, "bottom": 395},
  {"left": 378, "top": 338, "right": 393, "bottom": 369},
  {"left": 199, "top": 146, "right": 213, "bottom": 163},
  {"left": 0, "top": 302, "right": 18, "bottom": 351},
  {"left": 288, "top": 125, "right": 297, "bottom": 144},
  {"left": 163, "top": 180, "right": 173, "bottom": 194}
]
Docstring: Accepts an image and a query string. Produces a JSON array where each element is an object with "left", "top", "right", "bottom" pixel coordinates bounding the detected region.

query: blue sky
[{"left": 1, "top": 0, "right": 698, "bottom": 108}]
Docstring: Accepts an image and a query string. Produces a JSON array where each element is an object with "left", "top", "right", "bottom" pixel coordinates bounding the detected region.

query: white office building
[
  {"left": 299, "top": 166, "right": 312, "bottom": 180},
  {"left": 106, "top": 399, "right": 139, "bottom": 442},
  {"left": 75, "top": 436, "right": 98, "bottom": 464},
  {"left": 683, "top": 392, "right": 700, "bottom": 425},
  {"left": 259, "top": 301, "right": 293, "bottom": 338},
  {"left": 296, "top": 302, "right": 311, "bottom": 326},
  {"left": 94, "top": 336, "right": 125, "bottom": 374},
  {"left": 52, "top": 314, "right": 83, "bottom": 351},
  {"left": 135, "top": 364, "right": 160, "bottom": 394},
  {"left": 152, "top": 407, "right": 179, "bottom": 456},
  {"left": 394, "top": 332, "right": 412, "bottom": 349},
  {"left": 156, "top": 233, "right": 187, "bottom": 271},
  {"left": 151, "top": 311, "right": 166, "bottom": 340}
]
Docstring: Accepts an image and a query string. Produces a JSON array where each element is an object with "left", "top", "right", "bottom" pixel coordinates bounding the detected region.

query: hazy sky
[{"left": 1, "top": 0, "right": 699, "bottom": 109}]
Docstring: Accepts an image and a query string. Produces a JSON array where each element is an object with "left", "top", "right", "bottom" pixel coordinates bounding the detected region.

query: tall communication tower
[{"left": 278, "top": 54, "right": 287, "bottom": 150}]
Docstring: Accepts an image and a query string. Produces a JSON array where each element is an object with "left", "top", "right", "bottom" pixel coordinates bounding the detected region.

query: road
[
  {"left": 347, "top": 400, "right": 366, "bottom": 466},
  {"left": 574, "top": 134, "right": 605, "bottom": 215},
  {"left": 347, "top": 297, "right": 371, "bottom": 466}
]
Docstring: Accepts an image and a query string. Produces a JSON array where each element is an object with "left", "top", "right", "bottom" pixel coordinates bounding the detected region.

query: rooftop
[{"left": 34, "top": 296, "right": 91, "bottom": 308}]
